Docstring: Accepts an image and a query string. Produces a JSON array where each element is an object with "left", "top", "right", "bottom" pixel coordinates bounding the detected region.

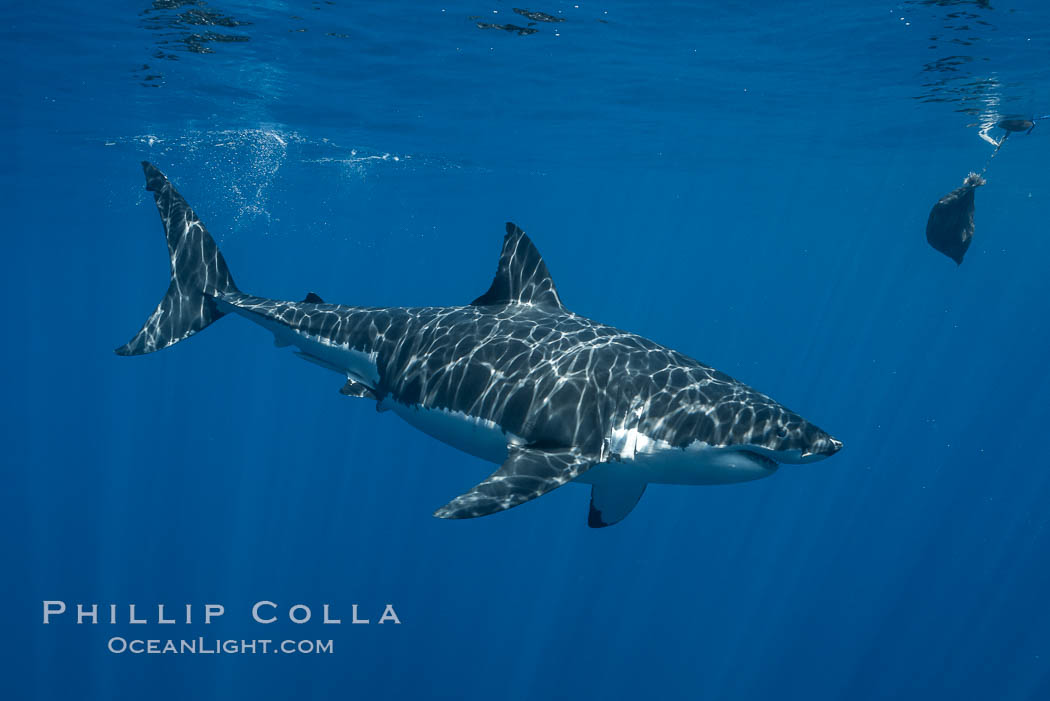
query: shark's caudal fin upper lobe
[{"left": 116, "top": 162, "right": 239, "bottom": 356}]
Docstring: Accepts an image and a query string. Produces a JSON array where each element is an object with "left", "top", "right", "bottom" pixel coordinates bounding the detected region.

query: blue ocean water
[{"left": 4, "top": 1, "right": 1050, "bottom": 698}]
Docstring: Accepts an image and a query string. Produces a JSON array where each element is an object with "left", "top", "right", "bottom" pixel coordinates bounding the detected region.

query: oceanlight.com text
[{"left": 107, "top": 637, "right": 334, "bottom": 655}]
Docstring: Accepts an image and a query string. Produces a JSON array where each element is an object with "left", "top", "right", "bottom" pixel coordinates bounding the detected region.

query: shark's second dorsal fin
[{"left": 471, "top": 222, "right": 564, "bottom": 309}]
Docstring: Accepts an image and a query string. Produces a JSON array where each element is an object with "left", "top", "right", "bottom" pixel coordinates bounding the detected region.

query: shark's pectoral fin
[
  {"left": 587, "top": 480, "right": 646, "bottom": 528},
  {"left": 434, "top": 445, "right": 595, "bottom": 519},
  {"left": 339, "top": 379, "right": 377, "bottom": 400}
]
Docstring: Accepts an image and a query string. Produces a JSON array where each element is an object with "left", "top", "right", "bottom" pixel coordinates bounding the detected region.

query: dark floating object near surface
[
  {"left": 926, "top": 172, "right": 985, "bottom": 265},
  {"left": 979, "top": 114, "right": 1047, "bottom": 174},
  {"left": 997, "top": 118, "right": 1034, "bottom": 133},
  {"left": 476, "top": 22, "right": 538, "bottom": 35},
  {"left": 996, "top": 115, "right": 1048, "bottom": 138},
  {"left": 513, "top": 8, "right": 565, "bottom": 22}
]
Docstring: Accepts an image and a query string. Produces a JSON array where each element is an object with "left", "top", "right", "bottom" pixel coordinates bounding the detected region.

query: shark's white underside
[
  {"left": 236, "top": 304, "right": 783, "bottom": 489},
  {"left": 386, "top": 399, "right": 779, "bottom": 486}
]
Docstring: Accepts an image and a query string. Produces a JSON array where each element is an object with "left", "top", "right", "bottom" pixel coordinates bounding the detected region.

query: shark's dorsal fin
[
  {"left": 302, "top": 292, "right": 324, "bottom": 304},
  {"left": 471, "top": 222, "right": 564, "bottom": 309}
]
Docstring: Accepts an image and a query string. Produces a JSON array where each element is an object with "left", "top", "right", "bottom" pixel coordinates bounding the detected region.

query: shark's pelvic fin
[
  {"left": 294, "top": 351, "right": 378, "bottom": 400},
  {"left": 116, "top": 162, "right": 239, "bottom": 356},
  {"left": 339, "top": 379, "right": 377, "bottom": 400},
  {"left": 471, "top": 222, "right": 564, "bottom": 309},
  {"left": 587, "top": 480, "right": 647, "bottom": 528},
  {"left": 434, "top": 444, "right": 594, "bottom": 519}
]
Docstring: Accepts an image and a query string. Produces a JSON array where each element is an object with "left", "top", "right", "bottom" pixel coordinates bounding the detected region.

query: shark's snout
[{"left": 801, "top": 435, "right": 843, "bottom": 460}]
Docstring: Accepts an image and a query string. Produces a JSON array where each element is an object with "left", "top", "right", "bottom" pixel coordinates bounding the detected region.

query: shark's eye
[{"left": 775, "top": 427, "right": 788, "bottom": 438}]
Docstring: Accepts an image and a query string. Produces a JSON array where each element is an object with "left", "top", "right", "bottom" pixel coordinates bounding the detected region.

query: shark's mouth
[{"left": 739, "top": 450, "right": 779, "bottom": 469}]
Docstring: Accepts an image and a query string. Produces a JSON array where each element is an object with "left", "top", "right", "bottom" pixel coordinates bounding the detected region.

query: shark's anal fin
[
  {"left": 471, "top": 222, "right": 564, "bottom": 309},
  {"left": 340, "top": 379, "right": 377, "bottom": 400},
  {"left": 434, "top": 445, "right": 595, "bottom": 519},
  {"left": 588, "top": 480, "right": 647, "bottom": 528}
]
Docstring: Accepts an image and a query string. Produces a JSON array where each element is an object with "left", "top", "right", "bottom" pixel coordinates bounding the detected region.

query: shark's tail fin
[{"left": 115, "top": 162, "right": 240, "bottom": 356}]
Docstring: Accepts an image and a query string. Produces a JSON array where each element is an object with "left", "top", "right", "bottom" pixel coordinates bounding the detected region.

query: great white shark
[{"left": 117, "top": 162, "right": 843, "bottom": 527}]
